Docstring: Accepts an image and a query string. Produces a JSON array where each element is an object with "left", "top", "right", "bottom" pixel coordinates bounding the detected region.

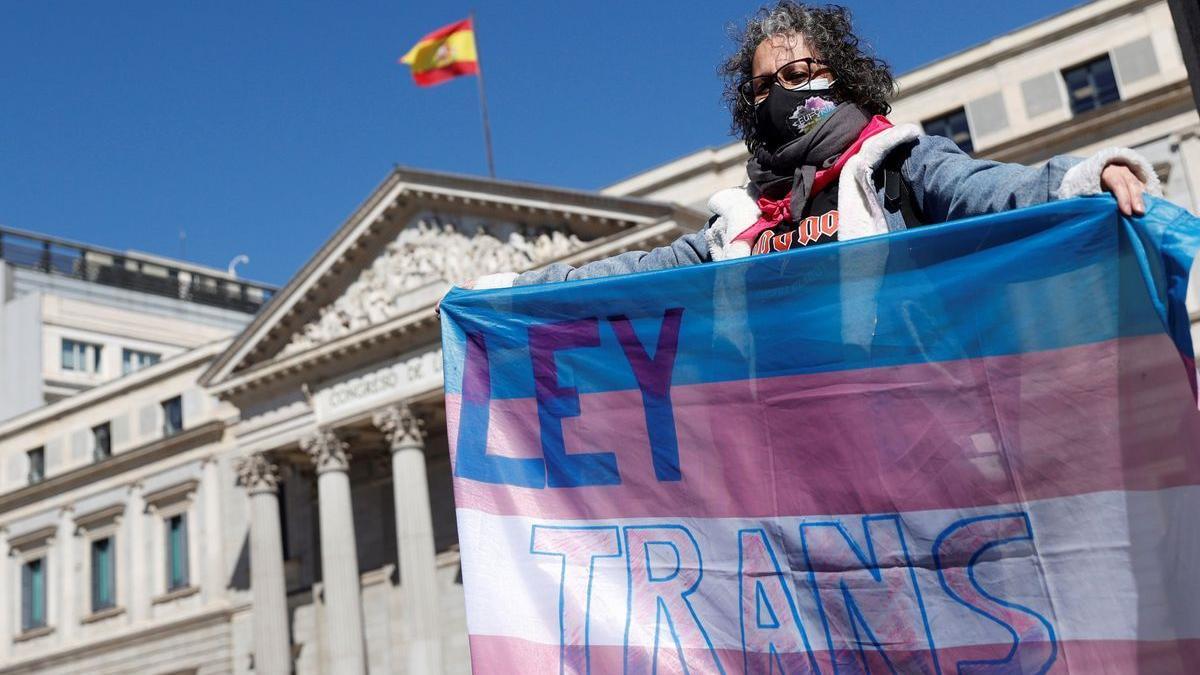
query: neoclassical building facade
[
  {"left": 0, "top": 167, "right": 703, "bottom": 674},
  {"left": 0, "top": 0, "right": 1197, "bottom": 673},
  {"left": 197, "top": 168, "right": 705, "bottom": 674}
]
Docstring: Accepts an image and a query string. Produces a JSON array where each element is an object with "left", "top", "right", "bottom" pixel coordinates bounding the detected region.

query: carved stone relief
[
  {"left": 300, "top": 428, "right": 350, "bottom": 474},
  {"left": 235, "top": 453, "right": 282, "bottom": 494},
  {"left": 284, "top": 217, "right": 584, "bottom": 354}
]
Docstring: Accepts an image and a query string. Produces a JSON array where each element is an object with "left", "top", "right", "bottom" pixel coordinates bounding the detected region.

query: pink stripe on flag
[
  {"left": 448, "top": 335, "right": 1200, "bottom": 520},
  {"left": 467, "top": 633, "right": 1200, "bottom": 674}
]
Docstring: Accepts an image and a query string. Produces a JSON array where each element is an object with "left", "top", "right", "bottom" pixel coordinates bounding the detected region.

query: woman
[{"left": 474, "top": 1, "right": 1159, "bottom": 289}]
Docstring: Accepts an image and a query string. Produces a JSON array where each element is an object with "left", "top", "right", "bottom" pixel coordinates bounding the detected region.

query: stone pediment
[
  {"left": 201, "top": 166, "right": 706, "bottom": 396},
  {"left": 281, "top": 214, "right": 586, "bottom": 355}
]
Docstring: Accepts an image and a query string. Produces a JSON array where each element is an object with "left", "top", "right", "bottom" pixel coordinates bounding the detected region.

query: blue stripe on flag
[{"left": 441, "top": 197, "right": 1199, "bottom": 398}]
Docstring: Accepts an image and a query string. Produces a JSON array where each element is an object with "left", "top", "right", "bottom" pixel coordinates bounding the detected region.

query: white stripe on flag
[{"left": 456, "top": 485, "right": 1200, "bottom": 650}]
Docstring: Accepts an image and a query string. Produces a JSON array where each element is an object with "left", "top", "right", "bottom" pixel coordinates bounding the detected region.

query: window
[
  {"left": 1063, "top": 55, "right": 1120, "bottom": 115},
  {"left": 76, "top": 507, "right": 123, "bottom": 616},
  {"left": 923, "top": 108, "right": 974, "bottom": 154},
  {"left": 27, "top": 447, "right": 45, "bottom": 485},
  {"left": 61, "top": 339, "right": 102, "bottom": 374},
  {"left": 91, "top": 537, "right": 116, "bottom": 611},
  {"left": 21, "top": 558, "right": 46, "bottom": 631},
  {"left": 121, "top": 348, "right": 160, "bottom": 375},
  {"left": 92, "top": 422, "right": 112, "bottom": 461},
  {"left": 166, "top": 514, "right": 189, "bottom": 591},
  {"left": 161, "top": 396, "right": 183, "bottom": 436},
  {"left": 144, "top": 481, "right": 198, "bottom": 601}
]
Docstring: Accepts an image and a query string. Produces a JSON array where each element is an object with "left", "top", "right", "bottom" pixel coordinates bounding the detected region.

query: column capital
[
  {"left": 373, "top": 403, "right": 425, "bottom": 452},
  {"left": 301, "top": 428, "right": 350, "bottom": 474},
  {"left": 235, "top": 452, "right": 283, "bottom": 494}
]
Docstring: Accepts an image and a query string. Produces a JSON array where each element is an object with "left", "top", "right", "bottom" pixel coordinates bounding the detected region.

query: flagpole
[{"left": 470, "top": 10, "right": 497, "bottom": 178}]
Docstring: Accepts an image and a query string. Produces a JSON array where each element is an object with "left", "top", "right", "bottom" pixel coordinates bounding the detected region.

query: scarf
[
  {"left": 746, "top": 103, "right": 873, "bottom": 221},
  {"left": 734, "top": 115, "right": 894, "bottom": 248}
]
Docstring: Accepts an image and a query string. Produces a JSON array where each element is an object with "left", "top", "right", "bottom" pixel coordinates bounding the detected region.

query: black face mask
[{"left": 754, "top": 83, "right": 838, "bottom": 149}]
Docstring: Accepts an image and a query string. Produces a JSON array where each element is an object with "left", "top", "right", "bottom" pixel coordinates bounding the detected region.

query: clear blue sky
[{"left": 1, "top": 0, "right": 1087, "bottom": 285}]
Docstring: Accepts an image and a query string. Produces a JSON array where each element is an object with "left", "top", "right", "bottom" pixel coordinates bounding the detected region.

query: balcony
[{"left": 0, "top": 227, "right": 275, "bottom": 314}]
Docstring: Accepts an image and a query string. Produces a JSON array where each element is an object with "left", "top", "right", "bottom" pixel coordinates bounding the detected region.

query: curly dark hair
[{"left": 720, "top": 2, "right": 896, "bottom": 149}]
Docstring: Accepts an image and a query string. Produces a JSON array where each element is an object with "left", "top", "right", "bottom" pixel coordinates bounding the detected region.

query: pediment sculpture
[{"left": 282, "top": 219, "right": 584, "bottom": 355}]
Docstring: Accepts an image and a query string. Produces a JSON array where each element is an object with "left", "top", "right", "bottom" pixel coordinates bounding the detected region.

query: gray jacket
[{"left": 508, "top": 124, "right": 1160, "bottom": 287}]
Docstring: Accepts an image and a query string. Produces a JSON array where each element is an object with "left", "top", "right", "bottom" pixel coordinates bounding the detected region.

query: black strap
[{"left": 876, "top": 144, "right": 925, "bottom": 229}]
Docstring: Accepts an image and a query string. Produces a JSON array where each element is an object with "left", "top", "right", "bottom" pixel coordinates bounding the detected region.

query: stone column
[
  {"left": 301, "top": 429, "right": 367, "bottom": 675},
  {"left": 374, "top": 404, "right": 442, "bottom": 675},
  {"left": 201, "top": 457, "right": 225, "bottom": 604},
  {"left": 55, "top": 507, "right": 76, "bottom": 642},
  {"left": 0, "top": 528, "right": 9, "bottom": 662},
  {"left": 235, "top": 453, "right": 291, "bottom": 675},
  {"left": 125, "top": 484, "right": 149, "bottom": 624}
]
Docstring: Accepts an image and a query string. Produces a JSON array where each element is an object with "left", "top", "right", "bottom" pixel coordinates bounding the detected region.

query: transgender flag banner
[{"left": 439, "top": 197, "right": 1200, "bottom": 674}]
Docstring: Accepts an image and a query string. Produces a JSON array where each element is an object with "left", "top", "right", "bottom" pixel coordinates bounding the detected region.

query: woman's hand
[
  {"left": 1101, "top": 163, "right": 1148, "bottom": 216},
  {"left": 435, "top": 279, "right": 475, "bottom": 316}
]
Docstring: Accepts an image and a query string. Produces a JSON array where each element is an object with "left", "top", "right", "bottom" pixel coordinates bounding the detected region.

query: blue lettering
[
  {"left": 624, "top": 525, "right": 725, "bottom": 674},
  {"left": 609, "top": 308, "right": 685, "bottom": 481},
  {"left": 530, "top": 525, "right": 623, "bottom": 675},
  {"left": 529, "top": 318, "right": 620, "bottom": 487},
  {"left": 933, "top": 513, "right": 1057, "bottom": 674},
  {"left": 799, "top": 515, "right": 940, "bottom": 674},
  {"left": 738, "top": 528, "right": 820, "bottom": 674},
  {"left": 453, "top": 331, "right": 546, "bottom": 487}
]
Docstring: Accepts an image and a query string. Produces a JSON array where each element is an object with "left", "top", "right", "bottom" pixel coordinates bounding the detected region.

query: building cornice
[
  {"left": 209, "top": 307, "right": 440, "bottom": 401},
  {"left": 7, "top": 525, "right": 56, "bottom": 551},
  {"left": 74, "top": 503, "right": 125, "bottom": 532},
  {"left": 389, "top": 165, "right": 691, "bottom": 219},
  {"left": 895, "top": 0, "right": 1159, "bottom": 98},
  {"left": 0, "top": 603, "right": 235, "bottom": 674},
  {"left": 143, "top": 478, "right": 200, "bottom": 508},
  {"left": 602, "top": 142, "right": 747, "bottom": 198},
  {"left": 0, "top": 421, "right": 224, "bottom": 516},
  {"left": 0, "top": 340, "right": 228, "bottom": 441},
  {"left": 977, "top": 80, "right": 1194, "bottom": 163}
]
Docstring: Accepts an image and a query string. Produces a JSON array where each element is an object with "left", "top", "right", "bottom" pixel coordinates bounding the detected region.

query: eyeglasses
[{"left": 738, "top": 58, "right": 832, "bottom": 107}]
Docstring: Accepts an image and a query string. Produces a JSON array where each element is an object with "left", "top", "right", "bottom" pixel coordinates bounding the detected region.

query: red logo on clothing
[{"left": 753, "top": 211, "right": 839, "bottom": 254}]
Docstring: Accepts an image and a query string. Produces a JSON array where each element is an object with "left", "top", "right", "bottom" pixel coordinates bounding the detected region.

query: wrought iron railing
[{"left": 0, "top": 227, "right": 275, "bottom": 314}]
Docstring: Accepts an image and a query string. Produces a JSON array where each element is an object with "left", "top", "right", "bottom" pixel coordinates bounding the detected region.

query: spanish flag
[{"left": 399, "top": 18, "right": 479, "bottom": 87}]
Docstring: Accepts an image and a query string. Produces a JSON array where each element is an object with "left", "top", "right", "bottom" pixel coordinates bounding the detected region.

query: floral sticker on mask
[{"left": 788, "top": 96, "right": 837, "bottom": 135}]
